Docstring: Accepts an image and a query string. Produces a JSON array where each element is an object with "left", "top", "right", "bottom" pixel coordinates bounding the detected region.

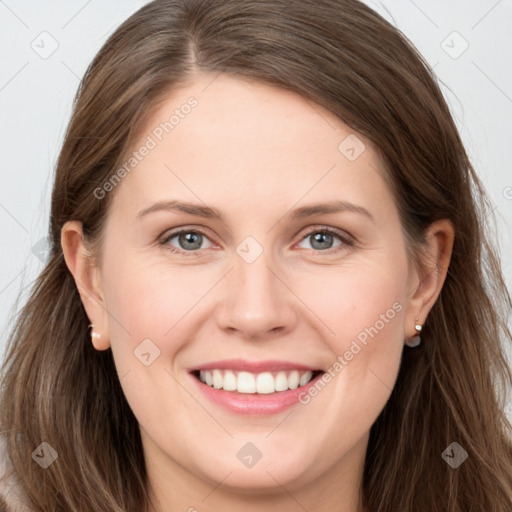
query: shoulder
[{"left": 0, "top": 435, "right": 35, "bottom": 512}]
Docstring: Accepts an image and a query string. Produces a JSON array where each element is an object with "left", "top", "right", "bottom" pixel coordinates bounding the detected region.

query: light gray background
[{"left": 1, "top": 1, "right": 511, "bottom": 418}]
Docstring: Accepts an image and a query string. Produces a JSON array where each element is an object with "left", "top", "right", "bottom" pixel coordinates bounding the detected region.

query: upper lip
[{"left": 190, "top": 359, "right": 321, "bottom": 373}]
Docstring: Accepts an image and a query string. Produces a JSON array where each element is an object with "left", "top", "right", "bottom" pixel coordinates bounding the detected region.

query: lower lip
[{"left": 190, "top": 372, "right": 324, "bottom": 416}]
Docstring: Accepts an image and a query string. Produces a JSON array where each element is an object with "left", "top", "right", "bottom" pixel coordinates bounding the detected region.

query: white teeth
[
  {"left": 256, "top": 372, "right": 275, "bottom": 394},
  {"left": 212, "top": 369, "right": 223, "bottom": 389},
  {"left": 198, "top": 369, "right": 315, "bottom": 394},
  {"left": 299, "top": 371, "right": 312, "bottom": 386},
  {"left": 237, "top": 371, "right": 256, "bottom": 393},
  {"left": 288, "top": 370, "right": 300, "bottom": 390},
  {"left": 275, "top": 371, "right": 289, "bottom": 391},
  {"left": 223, "top": 370, "right": 237, "bottom": 391}
]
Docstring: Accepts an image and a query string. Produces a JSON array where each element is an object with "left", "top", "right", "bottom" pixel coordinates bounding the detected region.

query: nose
[{"left": 214, "top": 250, "right": 299, "bottom": 341}]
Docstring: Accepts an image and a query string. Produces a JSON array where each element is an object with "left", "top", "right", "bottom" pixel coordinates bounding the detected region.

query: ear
[
  {"left": 404, "top": 219, "right": 455, "bottom": 339},
  {"left": 61, "top": 221, "right": 111, "bottom": 350}
]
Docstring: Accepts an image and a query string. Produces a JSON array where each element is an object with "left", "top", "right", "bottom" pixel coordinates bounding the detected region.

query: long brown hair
[{"left": 1, "top": 1, "right": 511, "bottom": 510}]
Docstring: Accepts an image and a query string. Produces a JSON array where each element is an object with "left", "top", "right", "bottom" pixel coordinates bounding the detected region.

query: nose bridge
[{"left": 215, "top": 239, "right": 298, "bottom": 339}]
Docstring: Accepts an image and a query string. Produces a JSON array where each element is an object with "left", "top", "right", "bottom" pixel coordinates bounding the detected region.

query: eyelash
[{"left": 159, "top": 226, "right": 354, "bottom": 257}]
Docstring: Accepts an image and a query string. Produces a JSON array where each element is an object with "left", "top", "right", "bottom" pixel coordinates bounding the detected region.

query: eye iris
[
  {"left": 179, "top": 232, "right": 202, "bottom": 250},
  {"left": 311, "top": 232, "right": 333, "bottom": 250}
]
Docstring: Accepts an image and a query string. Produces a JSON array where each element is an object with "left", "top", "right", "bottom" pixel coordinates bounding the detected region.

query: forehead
[{"left": 108, "top": 73, "right": 393, "bottom": 225}]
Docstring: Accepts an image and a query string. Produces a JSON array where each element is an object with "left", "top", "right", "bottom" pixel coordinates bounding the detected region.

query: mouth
[
  {"left": 188, "top": 360, "right": 326, "bottom": 416},
  {"left": 190, "top": 368, "right": 324, "bottom": 394}
]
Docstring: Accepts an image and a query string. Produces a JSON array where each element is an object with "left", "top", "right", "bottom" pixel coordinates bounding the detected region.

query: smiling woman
[{"left": 1, "top": 1, "right": 512, "bottom": 511}]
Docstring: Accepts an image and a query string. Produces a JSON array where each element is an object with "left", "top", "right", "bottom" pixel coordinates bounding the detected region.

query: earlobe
[
  {"left": 61, "top": 221, "right": 111, "bottom": 351},
  {"left": 88, "top": 323, "right": 110, "bottom": 351},
  {"left": 405, "top": 219, "right": 455, "bottom": 339}
]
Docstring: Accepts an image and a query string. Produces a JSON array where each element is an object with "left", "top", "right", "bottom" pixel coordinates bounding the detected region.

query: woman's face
[{"left": 73, "top": 73, "right": 434, "bottom": 507}]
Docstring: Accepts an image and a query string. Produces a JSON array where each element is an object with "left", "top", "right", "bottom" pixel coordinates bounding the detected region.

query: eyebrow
[{"left": 136, "top": 199, "right": 375, "bottom": 223}]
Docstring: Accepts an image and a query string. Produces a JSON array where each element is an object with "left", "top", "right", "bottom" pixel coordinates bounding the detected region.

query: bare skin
[{"left": 62, "top": 73, "right": 454, "bottom": 512}]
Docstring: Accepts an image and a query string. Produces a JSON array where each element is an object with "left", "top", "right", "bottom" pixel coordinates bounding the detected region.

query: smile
[
  {"left": 196, "top": 369, "right": 320, "bottom": 394},
  {"left": 189, "top": 360, "right": 325, "bottom": 415}
]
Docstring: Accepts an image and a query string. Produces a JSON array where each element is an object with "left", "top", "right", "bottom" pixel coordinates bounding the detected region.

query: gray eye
[
  {"left": 166, "top": 231, "right": 212, "bottom": 251},
  {"left": 178, "top": 232, "right": 202, "bottom": 250},
  {"left": 311, "top": 232, "right": 333, "bottom": 250},
  {"left": 298, "top": 231, "right": 343, "bottom": 251}
]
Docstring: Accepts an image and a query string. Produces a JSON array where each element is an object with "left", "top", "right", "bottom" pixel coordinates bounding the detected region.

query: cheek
[
  {"left": 290, "top": 254, "right": 408, "bottom": 406},
  {"left": 101, "top": 250, "right": 212, "bottom": 342},
  {"left": 98, "top": 255, "right": 204, "bottom": 421},
  {"left": 291, "top": 259, "right": 407, "bottom": 348},
  {"left": 291, "top": 262, "right": 407, "bottom": 446}
]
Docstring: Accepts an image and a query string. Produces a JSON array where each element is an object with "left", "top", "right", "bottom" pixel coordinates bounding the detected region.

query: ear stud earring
[
  {"left": 405, "top": 318, "right": 422, "bottom": 347},
  {"left": 88, "top": 324, "right": 101, "bottom": 341}
]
